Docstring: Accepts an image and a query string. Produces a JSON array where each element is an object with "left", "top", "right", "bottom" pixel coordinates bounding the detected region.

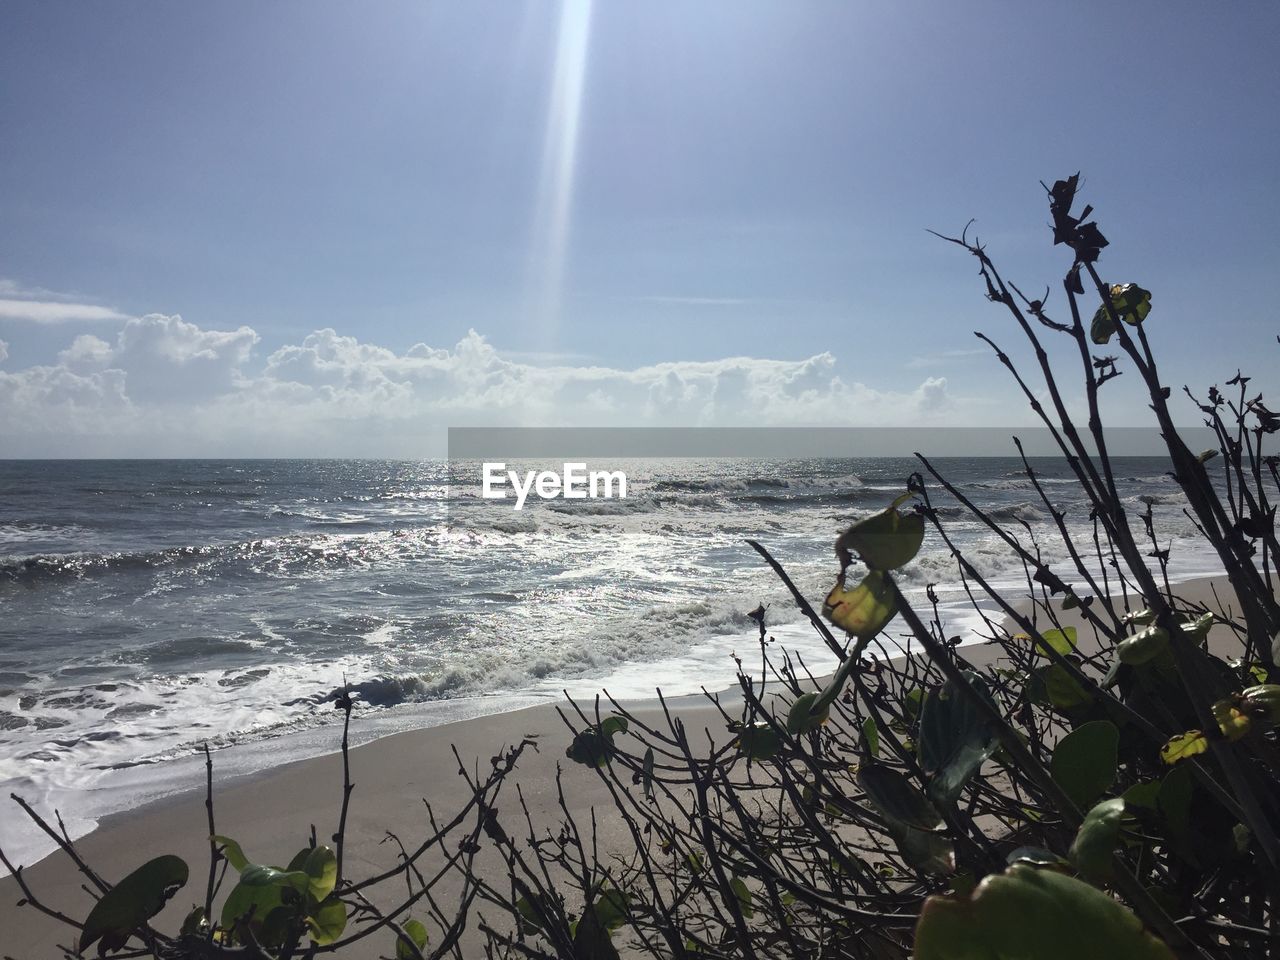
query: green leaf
[
  {"left": 1160, "top": 730, "right": 1208, "bottom": 764},
  {"left": 306, "top": 896, "right": 347, "bottom": 945},
  {"left": 81, "top": 855, "right": 189, "bottom": 955},
  {"left": 259, "top": 905, "right": 297, "bottom": 950},
  {"left": 212, "top": 835, "right": 250, "bottom": 872},
  {"left": 862, "top": 716, "right": 880, "bottom": 757},
  {"left": 1069, "top": 798, "right": 1126, "bottom": 881},
  {"left": 395, "top": 918, "right": 429, "bottom": 960},
  {"left": 886, "top": 820, "right": 955, "bottom": 876},
  {"left": 1179, "top": 612, "right": 1213, "bottom": 642},
  {"left": 736, "top": 721, "right": 781, "bottom": 761},
  {"left": 1118, "top": 625, "right": 1169, "bottom": 665},
  {"left": 1006, "top": 846, "right": 1067, "bottom": 867},
  {"left": 858, "top": 763, "right": 942, "bottom": 830},
  {"left": 1242, "top": 683, "right": 1280, "bottom": 724},
  {"left": 903, "top": 687, "right": 924, "bottom": 720},
  {"left": 836, "top": 500, "right": 925, "bottom": 571},
  {"left": 1121, "top": 780, "right": 1161, "bottom": 811},
  {"left": 730, "top": 876, "right": 754, "bottom": 919},
  {"left": 515, "top": 894, "right": 548, "bottom": 932},
  {"left": 601, "top": 716, "right": 628, "bottom": 738},
  {"left": 1122, "top": 608, "right": 1155, "bottom": 626},
  {"left": 1156, "top": 765, "right": 1194, "bottom": 840},
  {"left": 1051, "top": 720, "right": 1119, "bottom": 810},
  {"left": 1101, "top": 659, "right": 1125, "bottom": 690},
  {"left": 786, "top": 691, "right": 829, "bottom": 735},
  {"left": 221, "top": 879, "right": 292, "bottom": 944},
  {"left": 567, "top": 718, "right": 628, "bottom": 767},
  {"left": 915, "top": 863, "right": 1175, "bottom": 960},
  {"left": 1039, "top": 662, "right": 1091, "bottom": 709},
  {"left": 240, "top": 864, "right": 311, "bottom": 893},
  {"left": 1036, "top": 627, "right": 1077, "bottom": 657},
  {"left": 572, "top": 902, "right": 622, "bottom": 960},
  {"left": 588, "top": 886, "right": 629, "bottom": 932},
  {"left": 823, "top": 570, "right": 897, "bottom": 639},
  {"left": 295, "top": 845, "right": 337, "bottom": 901},
  {"left": 918, "top": 671, "right": 999, "bottom": 803},
  {"left": 219, "top": 852, "right": 312, "bottom": 948}
]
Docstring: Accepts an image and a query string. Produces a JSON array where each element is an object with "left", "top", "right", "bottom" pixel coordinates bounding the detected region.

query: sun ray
[{"left": 528, "top": 0, "right": 593, "bottom": 347}]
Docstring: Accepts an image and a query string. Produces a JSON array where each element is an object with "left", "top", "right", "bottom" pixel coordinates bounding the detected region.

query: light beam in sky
[{"left": 528, "top": 0, "right": 593, "bottom": 346}]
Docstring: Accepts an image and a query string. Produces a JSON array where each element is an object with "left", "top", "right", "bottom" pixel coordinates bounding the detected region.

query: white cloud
[
  {"left": 918, "top": 376, "right": 949, "bottom": 411},
  {"left": 0, "top": 279, "right": 84, "bottom": 299},
  {"left": 0, "top": 299, "right": 129, "bottom": 324},
  {"left": 0, "top": 317, "right": 969, "bottom": 456},
  {"left": 0, "top": 339, "right": 8, "bottom": 364},
  {"left": 112, "top": 314, "right": 258, "bottom": 401},
  {"left": 0, "top": 363, "right": 132, "bottom": 444},
  {"left": 58, "top": 334, "right": 114, "bottom": 368}
]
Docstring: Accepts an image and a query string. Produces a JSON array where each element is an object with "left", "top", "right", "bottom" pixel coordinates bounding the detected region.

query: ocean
[{"left": 0, "top": 456, "right": 1226, "bottom": 869}]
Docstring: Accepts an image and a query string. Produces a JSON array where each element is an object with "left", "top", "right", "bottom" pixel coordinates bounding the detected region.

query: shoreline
[
  {"left": 0, "top": 685, "right": 755, "bottom": 959},
  {"left": 0, "top": 571, "right": 1246, "bottom": 956},
  {"left": 0, "top": 617, "right": 838, "bottom": 878}
]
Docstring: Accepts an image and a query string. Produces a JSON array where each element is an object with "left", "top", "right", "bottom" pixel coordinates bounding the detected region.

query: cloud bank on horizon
[{"left": 0, "top": 308, "right": 957, "bottom": 457}]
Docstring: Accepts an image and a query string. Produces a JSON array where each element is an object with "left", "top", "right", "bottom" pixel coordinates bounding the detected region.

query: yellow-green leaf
[
  {"left": 212, "top": 835, "right": 250, "bottom": 872},
  {"left": 395, "top": 918, "right": 429, "bottom": 960},
  {"left": 1036, "top": 627, "right": 1077, "bottom": 657},
  {"left": 1160, "top": 730, "right": 1208, "bottom": 764},
  {"left": 1091, "top": 283, "right": 1153, "bottom": 345},
  {"left": 836, "top": 500, "right": 925, "bottom": 571},
  {"left": 862, "top": 716, "right": 880, "bottom": 757},
  {"left": 1212, "top": 699, "right": 1252, "bottom": 741},
  {"left": 916, "top": 863, "right": 1175, "bottom": 960},
  {"left": 306, "top": 896, "right": 347, "bottom": 945},
  {"left": 823, "top": 570, "right": 897, "bottom": 639}
]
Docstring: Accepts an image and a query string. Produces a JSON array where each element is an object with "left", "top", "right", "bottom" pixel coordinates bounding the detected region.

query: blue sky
[{"left": 1, "top": 1, "right": 1278, "bottom": 455}]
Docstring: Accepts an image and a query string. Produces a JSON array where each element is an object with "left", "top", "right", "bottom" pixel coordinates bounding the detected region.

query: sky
[{"left": 1, "top": 0, "right": 1278, "bottom": 456}]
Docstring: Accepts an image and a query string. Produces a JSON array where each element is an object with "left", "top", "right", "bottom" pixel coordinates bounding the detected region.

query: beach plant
[
  {"left": 1, "top": 698, "right": 537, "bottom": 959},
  {"left": 464, "top": 176, "right": 1280, "bottom": 959},
  {"left": 5, "top": 176, "right": 1280, "bottom": 958}
]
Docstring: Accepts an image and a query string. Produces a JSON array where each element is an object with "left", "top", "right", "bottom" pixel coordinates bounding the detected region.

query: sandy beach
[{"left": 0, "top": 573, "right": 1250, "bottom": 957}]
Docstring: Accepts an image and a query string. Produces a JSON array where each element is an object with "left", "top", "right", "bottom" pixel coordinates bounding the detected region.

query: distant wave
[
  {"left": 0, "top": 529, "right": 443, "bottom": 587},
  {"left": 0, "top": 545, "right": 221, "bottom": 584}
]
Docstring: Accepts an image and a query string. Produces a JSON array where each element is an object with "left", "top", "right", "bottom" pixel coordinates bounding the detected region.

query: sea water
[{"left": 0, "top": 456, "right": 1225, "bottom": 869}]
